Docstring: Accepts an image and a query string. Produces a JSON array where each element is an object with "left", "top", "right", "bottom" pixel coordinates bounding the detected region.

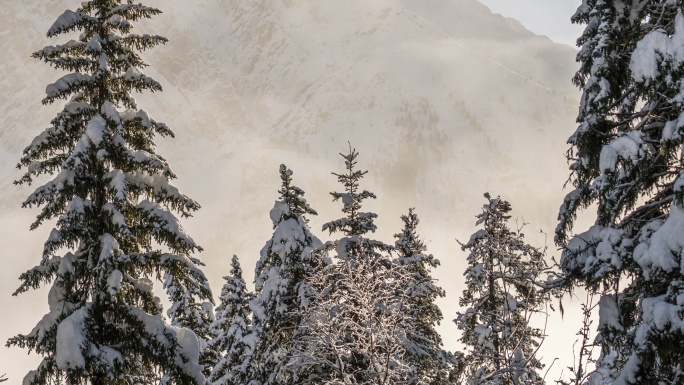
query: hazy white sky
[{"left": 480, "top": 0, "right": 584, "bottom": 46}]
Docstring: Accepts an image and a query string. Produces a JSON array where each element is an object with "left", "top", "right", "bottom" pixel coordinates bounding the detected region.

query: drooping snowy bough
[
  {"left": 7, "top": 2, "right": 211, "bottom": 384},
  {"left": 557, "top": 2, "right": 684, "bottom": 384}
]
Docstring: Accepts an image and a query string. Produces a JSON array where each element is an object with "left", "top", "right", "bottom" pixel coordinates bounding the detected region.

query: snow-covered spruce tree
[
  {"left": 164, "top": 272, "right": 218, "bottom": 378},
  {"left": 249, "top": 165, "right": 323, "bottom": 385},
  {"left": 555, "top": 2, "right": 684, "bottom": 384},
  {"left": 456, "top": 194, "right": 547, "bottom": 385},
  {"left": 285, "top": 147, "right": 409, "bottom": 384},
  {"left": 6, "top": 2, "right": 210, "bottom": 384},
  {"left": 394, "top": 209, "right": 456, "bottom": 385},
  {"left": 321, "top": 145, "right": 393, "bottom": 264},
  {"left": 209, "top": 255, "right": 256, "bottom": 385}
]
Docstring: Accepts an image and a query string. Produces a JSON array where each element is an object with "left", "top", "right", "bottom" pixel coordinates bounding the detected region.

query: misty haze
[{"left": 2, "top": 0, "right": 640, "bottom": 384}]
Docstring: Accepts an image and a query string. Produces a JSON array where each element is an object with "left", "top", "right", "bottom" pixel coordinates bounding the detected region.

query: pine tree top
[
  {"left": 394, "top": 208, "right": 440, "bottom": 270},
  {"left": 211, "top": 255, "right": 252, "bottom": 345},
  {"left": 257, "top": 165, "right": 321, "bottom": 284},
  {"left": 270, "top": 164, "right": 317, "bottom": 227},
  {"left": 215, "top": 255, "right": 251, "bottom": 314},
  {"left": 322, "top": 144, "right": 378, "bottom": 237},
  {"left": 394, "top": 208, "right": 426, "bottom": 255},
  {"left": 230, "top": 254, "right": 243, "bottom": 280},
  {"left": 476, "top": 192, "right": 511, "bottom": 227},
  {"left": 459, "top": 193, "right": 547, "bottom": 308},
  {"left": 209, "top": 255, "right": 256, "bottom": 385}
]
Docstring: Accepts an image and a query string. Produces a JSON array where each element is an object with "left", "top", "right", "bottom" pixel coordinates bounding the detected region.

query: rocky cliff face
[{"left": 0, "top": 0, "right": 579, "bottom": 380}]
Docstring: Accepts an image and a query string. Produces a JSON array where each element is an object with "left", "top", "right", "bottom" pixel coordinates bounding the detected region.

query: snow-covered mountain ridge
[{"left": 0, "top": 0, "right": 580, "bottom": 381}]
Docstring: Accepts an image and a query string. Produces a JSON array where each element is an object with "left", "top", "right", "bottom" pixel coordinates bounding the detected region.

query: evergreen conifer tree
[
  {"left": 556, "top": 1, "right": 684, "bottom": 383},
  {"left": 286, "top": 147, "right": 407, "bottom": 384},
  {"left": 164, "top": 272, "right": 218, "bottom": 378},
  {"left": 456, "top": 194, "right": 547, "bottom": 385},
  {"left": 321, "top": 145, "right": 392, "bottom": 261},
  {"left": 209, "top": 255, "right": 255, "bottom": 385},
  {"left": 394, "top": 209, "right": 452, "bottom": 385},
  {"left": 249, "top": 165, "right": 322, "bottom": 385},
  {"left": 7, "top": 2, "right": 210, "bottom": 384}
]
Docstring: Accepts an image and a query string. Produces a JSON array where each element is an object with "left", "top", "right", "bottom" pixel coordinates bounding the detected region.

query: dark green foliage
[{"left": 394, "top": 209, "right": 455, "bottom": 385}]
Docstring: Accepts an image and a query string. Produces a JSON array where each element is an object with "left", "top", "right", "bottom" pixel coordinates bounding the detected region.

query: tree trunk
[{"left": 488, "top": 249, "right": 500, "bottom": 371}]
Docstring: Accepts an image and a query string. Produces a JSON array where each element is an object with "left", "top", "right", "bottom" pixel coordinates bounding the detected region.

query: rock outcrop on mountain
[{"left": 0, "top": 1, "right": 579, "bottom": 381}]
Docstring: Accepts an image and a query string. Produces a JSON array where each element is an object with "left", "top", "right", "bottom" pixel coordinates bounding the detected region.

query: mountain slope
[{"left": 0, "top": 0, "right": 580, "bottom": 382}]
